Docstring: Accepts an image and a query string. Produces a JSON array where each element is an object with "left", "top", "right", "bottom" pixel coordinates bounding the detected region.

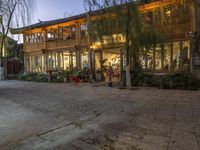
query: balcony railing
[
  {"left": 156, "top": 22, "right": 193, "bottom": 37},
  {"left": 46, "top": 39, "right": 76, "bottom": 49},
  {"left": 80, "top": 37, "right": 88, "bottom": 46},
  {"left": 24, "top": 42, "right": 45, "bottom": 52},
  {"left": 24, "top": 39, "right": 77, "bottom": 52}
]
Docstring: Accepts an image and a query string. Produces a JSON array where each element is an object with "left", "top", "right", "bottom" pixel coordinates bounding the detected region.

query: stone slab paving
[{"left": 0, "top": 80, "right": 200, "bottom": 150}]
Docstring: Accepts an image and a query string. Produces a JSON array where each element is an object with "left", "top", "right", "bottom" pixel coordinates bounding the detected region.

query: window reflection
[
  {"left": 172, "top": 42, "right": 180, "bottom": 71},
  {"left": 155, "top": 45, "right": 162, "bottom": 70},
  {"left": 164, "top": 43, "right": 171, "bottom": 71}
]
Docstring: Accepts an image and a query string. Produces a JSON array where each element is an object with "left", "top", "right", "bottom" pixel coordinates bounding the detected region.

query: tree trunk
[{"left": 0, "top": 61, "right": 5, "bottom": 80}]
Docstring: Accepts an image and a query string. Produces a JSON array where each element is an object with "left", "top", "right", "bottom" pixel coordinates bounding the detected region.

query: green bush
[
  {"left": 158, "top": 74, "right": 173, "bottom": 89},
  {"left": 63, "top": 70, "right": 73, "bottom": 82},
  {"left": 17, "top": 72, "right": 26, "bottom": 81},
  {"left": 51, "top": 71, "right": 64, "bottom": 83},
  {"left": 18, "top": 72, "right": 48, "bottom": 82},
  {"left": 130, "top": 67, "right": 144, "bottom": 86},
  {"left": 131, "top": 70, "right": 200, "bottom": 91},
  {"left": 170, "top": 72, "right": 200, "bottom": 90},
  {"left": 36, "top": 73, "right": 48, "bottom": 82}
]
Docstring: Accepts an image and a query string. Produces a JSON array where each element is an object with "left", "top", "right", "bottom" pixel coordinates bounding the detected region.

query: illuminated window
[
  {"left": 81, "top": 51, "right": 89, "bottom": 69},
  {"left": 172, "top": 42, "right": 180, "bottom": 71}
]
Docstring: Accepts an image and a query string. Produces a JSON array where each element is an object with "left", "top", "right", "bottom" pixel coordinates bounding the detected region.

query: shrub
[
  {"left": 130, "top": 70, "right": 200, "bottom": 91},
  {"left": 18, "top": 72, "right": 48, "bottom": 82},
  {"left": 36, "top": 73, "right": 48, "bottom": 82},
  {"left": 158, "top": 74, "right": 173, "bottom": 89},
  {"left": 171, "top": 72, "right": 200, "bottom": 90},
  {"left": 51, "top": 71, "right": 64, "bottom": 83},
  {"left": 17, "top": 72, "right": 27, "bottom": 81},
  {"left": 63, "top": 70, "right": 72, "bottom": 82},
  {"left": 131, "top": 67, "right": 144, "bottom": 86}
]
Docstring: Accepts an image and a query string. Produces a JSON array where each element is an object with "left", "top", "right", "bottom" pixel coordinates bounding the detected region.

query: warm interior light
[{"left": 166, "top": 10, "right": 171, "bottom": 17}]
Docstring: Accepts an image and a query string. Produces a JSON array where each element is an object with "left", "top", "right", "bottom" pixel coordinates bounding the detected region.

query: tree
[
  {"left": 0, "top": 0, "right": 35, "bottom": 79},
  {"left": 0, "top": 0, "right": 35, "bottom": 58},
  {"left": 84, "top": 0, "right": 165, "bottom": 88}
]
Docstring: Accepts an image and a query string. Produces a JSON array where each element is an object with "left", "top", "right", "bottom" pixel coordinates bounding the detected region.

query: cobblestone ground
[{"left": 0, "top": 80, "right": 200, "bottom": 150}]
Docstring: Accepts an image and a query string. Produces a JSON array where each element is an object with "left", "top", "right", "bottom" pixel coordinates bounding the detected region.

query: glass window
[
  {"left": 47, "top": 29, "right": 55, "bottom": 40},
  {"left": 81, "top": 51, "right": 89, "bottom": 69},
  {"left": 172, "top": 41, "right": 180, "bottom": 71},
  {"left": 47, "top": 54, "right": 53, "bottom": 70},
  {"left": 64, "top": 51, "right": 70, "bottom": 70},
  {"left": 182, "top": 40, "right": 190, "bottom": 69},
  {"left": 182, "top": 41, "right": 190, "bottom": 62},
  {"left": 164, "top": 43, "right": 171, "bottom": 71},
  {"left": 155, "top": 45, "right": 162, "bottom": 70},
  {"left": 63, "top": 27, "right": 72, "bottom": 40},
  {"left": 72, "top": 52, "right": 77, "bottom": 68},
  {"left": 81, "top": 24, "right": 88, "bottom": 37},
  {"left": 140, "top": 48, "right": 154, "bottom": 70},
  {"left": 71, "top": 26, "right": 76, "bottom": 39}
]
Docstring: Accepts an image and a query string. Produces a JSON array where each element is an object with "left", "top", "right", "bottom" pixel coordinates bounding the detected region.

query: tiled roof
[
  {"left": 10, "top": 1, "right": 155, "bottom": 34},
  {"left": 10, "top": 8, "right": 107, "bottom": 34}
]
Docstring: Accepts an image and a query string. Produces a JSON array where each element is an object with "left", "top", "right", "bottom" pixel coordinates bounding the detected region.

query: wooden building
[{"left": 11, "top": 0, "right": 200, "bottom": 80}]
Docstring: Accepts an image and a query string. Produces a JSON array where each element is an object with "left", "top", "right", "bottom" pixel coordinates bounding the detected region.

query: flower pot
[
  {"left": 108, "top": 82, "right": 113, "bottom": 87},
  {"left": 96, "top": 73, "right": 101, "bottom": 81}
]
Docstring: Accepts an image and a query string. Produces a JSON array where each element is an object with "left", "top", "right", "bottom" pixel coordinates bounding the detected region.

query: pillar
[
  {"left": 170, "top": 41, "right": 173, "bottom": 72},
  {"left": 153, "top": 44, "right": 156, "bottom": 71},
  {"left": 76, "top": 23, "right": 81, "bottom": 45},
  {"left": 99, "top": 49, "right": 103, "bottom": 81},
  {"left": 161, "top": 43, "right": 164, "bottom": 70},
  {"left": 120, "top": 49, "right": 124, "bottom": 82},
  {"left": 179, "top": 41, "right": 183, "bottom": 70}
]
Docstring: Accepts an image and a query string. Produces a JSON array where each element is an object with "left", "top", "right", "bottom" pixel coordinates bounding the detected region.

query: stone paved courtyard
[{"left": 0, "top": 80, "right": 200, "bottom": 150}]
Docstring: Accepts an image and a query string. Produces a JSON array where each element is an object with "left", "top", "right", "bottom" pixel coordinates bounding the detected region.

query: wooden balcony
[
  {"left": 46, "top": 39, "right": 76, "bottom": 49},
  {"left": 156, "top": 22, "right": 193, "bottom": 38},
  {"left": 24, "top": 42, "right": 45, "bottom": 53},
  {"left": 24, "top": 39, "right": 77, "bottom": 53},
  {"left": 80, "top": 37, "right": 88, "bottom": 46}
]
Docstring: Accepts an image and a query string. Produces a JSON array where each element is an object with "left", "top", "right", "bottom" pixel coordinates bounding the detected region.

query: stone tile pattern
[{"left": 0, "top": 81, "right": 200, "bottom": 150}]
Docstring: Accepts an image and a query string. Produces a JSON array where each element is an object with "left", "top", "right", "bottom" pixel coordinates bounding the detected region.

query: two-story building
[{"left": 11, "top": 0, "right": 200, "bottom": 80}]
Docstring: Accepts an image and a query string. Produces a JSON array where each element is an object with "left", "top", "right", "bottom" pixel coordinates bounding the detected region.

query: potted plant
[
  {"left": 63, "top": 70, "right": 71, "bottom": 83},
  {"left": 96, "top": 69, "right": 102, "bottom": 81},
  {"left": 82, "top": 67, "right": 90, "bottom": 82}
]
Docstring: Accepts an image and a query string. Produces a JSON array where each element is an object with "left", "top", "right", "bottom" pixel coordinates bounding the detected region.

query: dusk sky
[{"left": 33, "top": 0, "right": 85, "bottom": 23}]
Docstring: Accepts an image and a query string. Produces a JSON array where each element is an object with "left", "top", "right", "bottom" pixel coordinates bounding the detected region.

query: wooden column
[
  {"left": 44, "top": 29, "right": 47, "bottom": 50},
  {"left": 76, "top": 23, "right": 81, "bottom": 45},
  {"left": 170, "top": 41, "right": 173, "bottom": 72},
  {"left": 179, "top": 41, "right": 183, "bottom": 69},
  {"left": 99, "top": 49, "right": 103, "bottom": 81},
  {"left": 153, "top": 44, "right": 156, "bottom": 71},
  {"left": 120, "top": 49, "right": 123, "bottom": 82},
  {"left": 161, "top": 43, "right": 164, "bottom": 70},
  {"left": 70, "top": 51, "right": 73, "bottom": 69},
  {"left": 88, "top": 50, "right": 92, "bottom": 71},
  {"left": 190, "top": 39, "right": 193, "bottom": 73},
  {"left": 44, "top": 53, "right": 47, "bottom": 72},
  {"left": 76, "top": 47, "right": 81, "bottom": 69},
  {"left": 62, "top": 51, "right": 66, "bottom": 70},
  {"left": 24, "top": 55, "right": 27, "bottom": 72},
  {"left": 90, "top": 51, "right": 96, "bottom": 80}
]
